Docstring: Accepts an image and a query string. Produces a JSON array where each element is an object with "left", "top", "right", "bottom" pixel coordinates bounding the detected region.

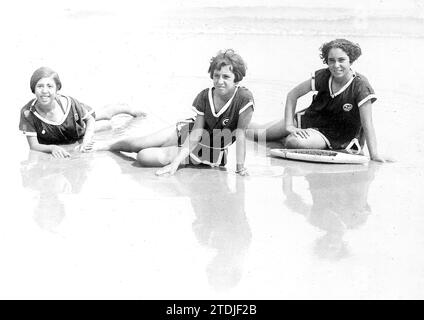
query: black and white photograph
[{"left": 1, "top": 0, "right": 423, "bottom": 302}]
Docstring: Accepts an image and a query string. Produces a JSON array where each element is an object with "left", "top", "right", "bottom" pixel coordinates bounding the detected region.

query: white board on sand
[{"left": 269, "top": 149, "right": 369, "bottom": 164}]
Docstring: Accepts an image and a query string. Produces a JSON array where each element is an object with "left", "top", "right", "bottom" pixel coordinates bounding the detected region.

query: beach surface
[{"left": 1, "top": 0, "right": 424, "bottom": 299}]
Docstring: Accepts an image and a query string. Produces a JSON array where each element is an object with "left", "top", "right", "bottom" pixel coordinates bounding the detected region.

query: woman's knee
[
  {"left": 136, "top": 148, "right": 175, "bottom": 166},
  {"left": 136, "top": 149, "right": 158, "bottom": 166},
  {"left": 285, "top": 134, "right": 306, "bottom": 149},
  {"left": 284, "top": 132, "right": 327, "bottom": 149},
  {"left": 285, "top": 134, "right": 318, "bottom": 149}
]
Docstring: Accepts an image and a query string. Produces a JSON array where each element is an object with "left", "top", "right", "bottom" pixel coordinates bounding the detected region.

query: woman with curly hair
[
  {"left": 93, "top": 49, "right": 255, "bottom": 175},
  {"left": 248, "top": 39, "right": 385, "bottom": 162}
]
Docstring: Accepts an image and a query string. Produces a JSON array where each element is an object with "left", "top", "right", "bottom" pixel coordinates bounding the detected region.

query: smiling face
[
  {"left": 327, "top": 47, "right": 352, "bottom": 80},
  {"left": 34, "top": 76, "right": 58, "bottom": 107},
  {"left": 212, "top": 65, "right": 237, "bottom": 97}
]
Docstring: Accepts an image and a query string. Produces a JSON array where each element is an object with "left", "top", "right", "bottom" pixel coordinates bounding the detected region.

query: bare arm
[
  {"left": 82, "top": 114, "right": 95, "bottom": 144},
  {"left": 26, "top": 136, "right": 70, "bottom": 158},
  {"left": 359, "top": 100, "right": 384, "bottom": 162},
  {"left": 77, "top": 114, "right": 96, "bottom": 152},
  {"left": 156, "top": 115, "right": 205, "bottom": 175},
  {"left": 235, "top": 106, "right": 254, "bottom": 175},
  {"left": 284, "top": 79, "right": 312, "bottom": 129}
]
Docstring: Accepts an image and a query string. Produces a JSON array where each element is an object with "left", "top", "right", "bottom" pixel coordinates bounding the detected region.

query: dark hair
[
  {"left": 30, "top": 67, "right": 62, "bottom": 93},
  {"left": 208, "top": 49, "right": 247, "bottom": 82},
  {"left": 319, "top": 39, "right": 362, "bottom": 64}
]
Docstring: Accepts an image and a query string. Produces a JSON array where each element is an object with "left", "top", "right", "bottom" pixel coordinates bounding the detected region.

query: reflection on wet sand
[
  {"left": 282, "top": 161, "right": 379, "bottom": 260},
  {"left": 102, "top": 151, "right": 252, "bottom": 291},
  {"left": 174, "top": 170, "right": 251, "bottom": 291},
  {"left": 19, "top": 114, "right": 168, "bottom": 232},
  {"left": 20, "top": 151, "right": 93, "bottom": 232}
]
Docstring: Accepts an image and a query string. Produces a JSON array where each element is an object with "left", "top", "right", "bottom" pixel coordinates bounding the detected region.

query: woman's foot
[
  {"left": 111, "top": 103, "right": 147, "bottom": 118},
  {"left": 98, "top": 103, "right": 148, "bottom": 120},
  {"left": 90, "top": 140, "right": 113, "bottom": 151}
]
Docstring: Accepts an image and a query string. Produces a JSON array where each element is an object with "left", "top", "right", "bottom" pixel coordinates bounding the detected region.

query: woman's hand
[
  {"left": 370, "top": 154, "right": 395, "bottom": 163},
  {"left": 235, "top": 166, "right": 248, "bottom": 176},
  {"left": 286, "top": 125, "right": 310, "bottom": 139},
  {"left": 156, "top": 162, "right": 179, "bottom": 176},
  {"left": 75, "top": 141, "right": 94, "bottom": 152},
  {"left": 236, "top": 168, "right": 248, "bottom": 176},
  {"left": 51, "top": 146, "right": 71, "bottom": 158},
  {"left": 370, "top": 154, "right": 385, "bottom": 163}
]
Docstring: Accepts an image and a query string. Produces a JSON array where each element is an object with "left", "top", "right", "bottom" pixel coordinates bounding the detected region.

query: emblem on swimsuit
[
  {"left": 342, "top": 103, "right": 353, "bottom": 112},
  {"left": 222, "top": 118, "right": 230, "bottom": 126}
]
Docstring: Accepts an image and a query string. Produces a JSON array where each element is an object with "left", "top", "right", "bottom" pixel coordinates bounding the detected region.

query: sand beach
[{"left": 1, "top": 0, "right": 424, "bottom": 299}]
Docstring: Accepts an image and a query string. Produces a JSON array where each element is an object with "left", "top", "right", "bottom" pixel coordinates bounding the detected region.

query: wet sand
[{"left": 1, "top": 1, "right": 424, "bottom": 299}]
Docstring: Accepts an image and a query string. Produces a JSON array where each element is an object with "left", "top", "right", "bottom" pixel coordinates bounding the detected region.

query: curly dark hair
[
  {"left": 319, "top": 39, "right": 362, "bottom": 64},
  {"left": 208, "top": 49, "right": 247, "bottom": 82}
]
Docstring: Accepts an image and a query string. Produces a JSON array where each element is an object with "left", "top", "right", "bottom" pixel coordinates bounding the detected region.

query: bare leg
[
  {"left": 94, "top": 119, "right": 113, "bottom": 132},
  {"left": 95, "top": 103, "right": 147, "bottom": 120},
  {"left": 247, "top": 119, "right": 289, "bottom": 141},
  {"left": 136, "top": 146, "right": 179, "bottom": 167},
  {"left": 92, "top": 125, "right": 178, "bottom": 152}
]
